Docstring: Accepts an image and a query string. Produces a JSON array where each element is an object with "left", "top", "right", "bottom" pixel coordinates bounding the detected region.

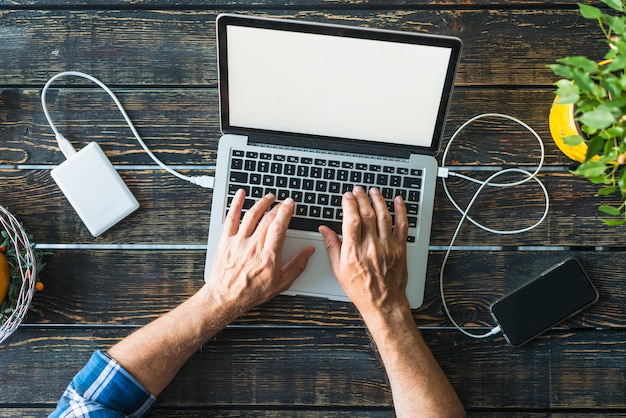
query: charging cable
[
  {"left": 41, "top": 71, "right": 214, "bottom": 189},
  {"left": 438, "top": 113, "right": 550, "bottom": 339}
]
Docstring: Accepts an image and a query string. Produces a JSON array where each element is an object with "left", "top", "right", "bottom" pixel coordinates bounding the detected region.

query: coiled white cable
[
  {"left": 438, "top": 113, "right": 550, "bottom": 339},
  {"left": 41, "top": 71, "right": 214, "bottom": 188}
]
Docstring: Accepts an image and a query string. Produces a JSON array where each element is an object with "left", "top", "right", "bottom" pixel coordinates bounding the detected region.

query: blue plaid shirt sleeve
[{"left": 49, "top": 350, "right": 157, "bottom": 418}]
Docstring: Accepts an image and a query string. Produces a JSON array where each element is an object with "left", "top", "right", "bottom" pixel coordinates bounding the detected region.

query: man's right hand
[
  {"left": 318, "top": 185, "right": 411, "bottom": 319},
  {"left": 319, "top": 185, "right": 466, "bottom": 418}
]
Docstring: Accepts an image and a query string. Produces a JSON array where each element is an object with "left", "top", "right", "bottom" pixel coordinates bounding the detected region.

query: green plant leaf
[
  {"left": 619, "top": 166, "right": 626, "bottom": 194},
  {"left": 579, "top": 3, "right": 603, "bottom": 19},
  {"left": 564, "top": 134, "right": 585, "bottom": 146},
  {"left": 557, "top": 56, "right": 599, "bottom": 72},
  {"left": 605, "top": 126, "right": 624, "bottom": 140},
  {"left": 619, "top": 72, "right": 626, "bottom": 91},
  {"left": 597, "top": 185, "right": 617, "bottom": 195},
  {"left": 602, "top": 218, "right": 626, "bottom": 226},
  {"left": 547, "top": 64, "right": 574, "bottom": 79},
  {"left": 555, "top": 80, "right": 580, "bottom": 103},
  {"left": 603, "top": 0, "right": 625, "bottom": 12},
  {"left": 579, "top": 107, "right": 617, "bottom": 130},
  {"left": 587, "top": 135, "right": 606, "bottom": 159},
  {"left": 602, "top": 75, "right": 624, "bottom": 98},
  {"left": 580, "top": 124, "right": 599, "bottom": 138},
  {"left": 612, "top": 39, "right": 626, "bottom": 56},
  {"left": 594, "top": 83, "right": 609, "bottom": 100},
  {"left": 605, "top": 95, "right": 626, "bottom": 110},
  {"left": 571, "top": 68, "right": 596, "bottom": 94},
  {"left": 607, "top": 54, "right": 626, "bottom": 72},
  {"left": 602, "top": 140, "right": 618, "bottom": 160},
  {"left": 596, "top": 146, "right": 618, "bottom": 163},
  {"left": 599, "top": 204, "right": 623, "bottom": 215},
  {"left": 589, "top": 174, "right": 611, "bottom": 184},
  {"left": 606, "top": 47, "right": 619, "bottom": 61},
  {"left": 604, "top": 14, "right": 626, "bottom": 35},
  {"left": 577, "top": 100, "right": 605, "bottom": 116},
  {"left": 573, "top": 160, "right": 609, "bottom": 177}
]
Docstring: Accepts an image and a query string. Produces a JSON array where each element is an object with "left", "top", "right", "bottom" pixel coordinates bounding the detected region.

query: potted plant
[{"left": 549, "top": 0, "right": 626, "bottom": 225}]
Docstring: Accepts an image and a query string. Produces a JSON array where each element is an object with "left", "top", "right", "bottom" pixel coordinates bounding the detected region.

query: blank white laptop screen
[{"left": 225, "top": 25, "right": 453, "bottom": 148}]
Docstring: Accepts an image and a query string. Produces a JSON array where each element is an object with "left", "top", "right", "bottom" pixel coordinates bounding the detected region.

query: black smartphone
[{"left": 490, "top": 258, "right": 599, "bottom": 346}]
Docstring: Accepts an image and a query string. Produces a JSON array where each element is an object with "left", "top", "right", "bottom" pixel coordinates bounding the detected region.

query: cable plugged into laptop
[
  {"left": 41, "top": 71, "right": 215, "bottom": 190},
  {"left": 188, "top": 175, "right": 215, "bottom": 189},
  {"left": 438, "top": 113, "right": 550, "bottom": 340}
]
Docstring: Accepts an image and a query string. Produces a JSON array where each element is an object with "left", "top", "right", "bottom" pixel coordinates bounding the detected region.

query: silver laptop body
[{"left": 205, "top": 14, "right": 462, "bottom": 308}]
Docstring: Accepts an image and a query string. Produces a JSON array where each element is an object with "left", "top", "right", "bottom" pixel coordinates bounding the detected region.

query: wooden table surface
[{"left": 2, "top": 0, "right": 625, "bottom": 416}]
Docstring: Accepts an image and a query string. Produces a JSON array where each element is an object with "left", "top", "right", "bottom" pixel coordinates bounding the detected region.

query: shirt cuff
[{"left": 54, "top": 350, "right": 157, "bottom": 418}]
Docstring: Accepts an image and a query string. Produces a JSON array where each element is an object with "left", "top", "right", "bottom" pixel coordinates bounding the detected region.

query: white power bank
[{"left": 51, "top": 142, "right": 140, "bottom": 237}]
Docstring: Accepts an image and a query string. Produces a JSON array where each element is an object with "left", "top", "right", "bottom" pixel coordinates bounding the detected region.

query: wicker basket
[{"left": 0, "top": 206, "right": 37, "bottom": 344}]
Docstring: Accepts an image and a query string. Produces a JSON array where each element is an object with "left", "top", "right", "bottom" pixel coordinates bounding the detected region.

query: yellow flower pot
[
  {"left": 549, "top": 59, "right": 614, "bottom": 163},
  {"left": 549, "top": 98, "right": 588, "bottom": 163}
]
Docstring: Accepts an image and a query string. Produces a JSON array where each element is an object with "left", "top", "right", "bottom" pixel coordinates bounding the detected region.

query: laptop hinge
[{"left": 244, "top": 132, "right": 416, "bottom": 161}]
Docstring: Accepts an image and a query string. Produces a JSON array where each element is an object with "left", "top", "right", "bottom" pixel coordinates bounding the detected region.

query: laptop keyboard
[{"left": 225, "top": 147, "right": 422, "bottom": 243}]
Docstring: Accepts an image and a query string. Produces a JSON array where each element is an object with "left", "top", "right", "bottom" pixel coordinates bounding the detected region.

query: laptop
[{"left": 204, "top": 13, "right": 462, "bottom": 308}]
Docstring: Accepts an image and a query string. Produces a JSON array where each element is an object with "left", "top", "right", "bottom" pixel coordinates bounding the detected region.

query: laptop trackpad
[{"left": 280, "top": 233, "right": 349, "bottom": 303}]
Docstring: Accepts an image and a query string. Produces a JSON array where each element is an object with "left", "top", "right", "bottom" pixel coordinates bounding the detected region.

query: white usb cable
[
  {"left": 41, "top": 71, "right": 214, "bottom": 189},
  {"left": 438, "top": 113, "right": 550, "bottom": 339}
]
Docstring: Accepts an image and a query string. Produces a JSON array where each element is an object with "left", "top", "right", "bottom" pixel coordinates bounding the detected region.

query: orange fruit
[{"left": 0, "top": 252, "right": 9, "bottom": 305}]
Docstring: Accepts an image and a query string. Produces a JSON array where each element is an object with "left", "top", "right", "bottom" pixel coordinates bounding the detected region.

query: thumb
[
  {"left": 279, "top": 246, "right": 315, "bottom": 289},
  {"left": 319, "top": 225, "right": 342, "bottom": 269}
]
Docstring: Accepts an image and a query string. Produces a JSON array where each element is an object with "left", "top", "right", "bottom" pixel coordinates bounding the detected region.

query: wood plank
[
  {"left": 443, "top": 88, "right": 566, "bottom": 168},
  {"left": 2, "top": 88, "right": 221, "bottom": 166},
  {"left": 424, "top": 251, "right": 620, "bottom": 329},
  {"left": 1, "top": 409, "right": 623, "bottom": 418},
  {"left": 432, "top": 171, "right": 584, "bottom": 247},
  {"left": 0, "top": 9, "right": 601, "bottom": 86},
  {"left": 0, "top": 409, "right": 397, "bottom": 418},
  {"left": 2, "top": 327, "right": 626, "bottom": 411},
  {"left": 0, "top": 169, "right": 213, "bottom": 244},
  {"left": 2, "top": 87, "right": 567, "bottom": 166},
  {"left": 0, "top": 327, "right": 394, "bottom": 408},
  {"left": 3, "top": 2, "right": 621, "bottom": 417},
  {"left": 19, "top": 250, "right": 626, "bottom": 329},
  {"left": 0, "top": 167, "right": 618, "bottom": 246},
  {"left": 0, "top": 1, "right": 590, "bottom": 7},
  {"left": 436, "top": 329, "right": 626, "bottom": 410},
  {"left": 24, "top": 249, "right": 364, "bottom": 326}
]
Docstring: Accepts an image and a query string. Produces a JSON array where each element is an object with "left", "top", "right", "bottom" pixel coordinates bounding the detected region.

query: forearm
[
  {"left": 53, "top": 194, "right": 311, "bottom": 416},
  {"left": 107, "top": 284, "right": 239, "bottom": 396},
  {"left": 364, "top": 308, "right": 466, "bottom": 418},
  {"left": 320, "top": 188, "right": 464, "bottom": 416},
  {"left": 108, "top": 195, "right": 312, "bottom": 397}
]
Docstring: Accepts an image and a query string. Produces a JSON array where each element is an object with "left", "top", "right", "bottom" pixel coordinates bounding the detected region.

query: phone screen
[{"left": 490, "top": 258, "right": 599, "bottom": 346}]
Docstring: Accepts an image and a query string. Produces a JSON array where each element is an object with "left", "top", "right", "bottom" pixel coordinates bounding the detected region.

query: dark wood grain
[
  {"left": 0, "top": 0, "right": 592, "bottom": 7},
  {"left": 0, "top": 8, "right": 600, "bottom": 87},
  {"left": 0, "top": 169, "right": 213, "bottom": 244},
  {"left": 0, "top": 86, "right": 580, "bottom": 167},
  {"left": 3, "top": 2, "right": 626, "bottom": 417},
  {"left": 2, "top": 87, "right": 566, "bottom": 166},
  {"left": 0, "top": 327, "right": 393, "bottom": 408},
  {"left": 2, "top": 411, "right": 625, "bottom": 418},
  {"left": 1, "top": 87, "right": 221, "bottom": 166},
  {"left": 2, "top": 327, "right": 626, "bottom": 413},
  {"left": 0, "top": 409, "right": 399, "bottom": 418},
  {"left": 0, "top": 167, "right": 618, "bottom": 246},
  {"left": 20, "top": 249, "right": 624, "bottom": 330}
]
